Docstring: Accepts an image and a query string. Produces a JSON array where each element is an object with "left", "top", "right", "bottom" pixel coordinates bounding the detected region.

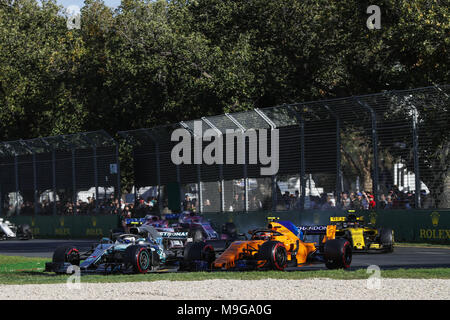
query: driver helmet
[{"left": 123, "top": 236, "right": 135, "bottom": 244}]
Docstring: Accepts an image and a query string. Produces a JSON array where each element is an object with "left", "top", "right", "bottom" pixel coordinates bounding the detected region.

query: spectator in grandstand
[
  {"left": 308, "top": 195, "right": 319, "bottom": 209},
  {"left": 203, "top": 198, "right": 211, "bottom": 211},
  {"left": 379, "top": 194, "right": 388, "bottom": 209},
  {"left": 341, "top": 192, "right": 351, "bottom": 209},
  {"left": 120, "top": 208, "right": 132, "bottom": 233},
  {"left": 351, "top": 192, "right": 364, "bottom": 210},
  {"left": 189, "top": 198, "right": 197, "bottom": 213},
  {"left": 182, "top": 195, "right": 192, "bottom": 211},
  {"left": 385, "top": 195, "right": 393, "bottom": 209},
  {"left": 367, "top": 193, "right": 376, "bottom": 209},
  {"left": 405, "top": 192, "right": 414, "bottom": 209},
  {"left": 249, "top": 195, "right": 263, "bottom": 211},
  {"left": 359, "top": 191, "right": 370, "bottom": 210},
  {"left": 321, "top": 195, "right": 334, "bottom": 210},
  {"left": 282, "top": 191, "right": 291, "bottom": 210},
  {"left": 146, "top": 197, "right": 154, "bottom": 209},
  {"left": 293, "top": 190, "right": 302, "bottom": 209}
]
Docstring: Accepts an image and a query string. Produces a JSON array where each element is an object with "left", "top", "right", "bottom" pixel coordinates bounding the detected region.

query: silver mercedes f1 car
[{"left": 45, "top": 224, "right": 187, "bottom": 274}]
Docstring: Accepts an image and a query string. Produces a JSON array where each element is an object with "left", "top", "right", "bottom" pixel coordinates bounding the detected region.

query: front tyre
[
  {"left": 379, "top": 228, "right": 394, "bottom": 253},
  {"left": 258, "top": 241, "right": 288, "bottom": 271},
  {"left": 52, "top": 246, "right": 80, "bottom": 266},
  {"left": 124, "top": 245, "right": 151, "bottom": 274},
  {"left": 324, "top": 239, "right": 352, "bottom": 269}
]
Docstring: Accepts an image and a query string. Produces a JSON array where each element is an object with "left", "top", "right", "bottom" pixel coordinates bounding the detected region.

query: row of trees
[{"left": 0, "top": 0, "right": 448, "bottom": 204}]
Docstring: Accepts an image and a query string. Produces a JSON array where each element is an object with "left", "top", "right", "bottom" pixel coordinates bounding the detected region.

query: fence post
[
  {"left": 52, "top": 149, "right": 57, "bottom": 215},
  {"left": 272, "top": 175, "right": 278, "bottom": 211},
  {"left": 14, "top": 154, "right": 19, "bottom": 215},
  {"left": 82, "top": 134, "right": 99, "bottom": 214},
  {"left": 409, "top": 103, "right": 421, "bottom": 208},
  {"left": 141, "top": 129, "right": 162, "bottom": 214},
  {"left": 115, "top": 142, "right": 121, "bottom": 212},
  {"left": 71, "top": 148, "right": 77, "bottom": 215},
  {"left": 201, "top": 117, "right": 225, "bottom": 213},
  {"left": 323, "top": 104, "right": 342, "bottom": 207},
  {"left": 356, "top": 99, "right": 379, "bottom": 208},
  {"left": 176, "top": 164, "right": 183, "bottom": 209},
  {"left": 196, "top": 163, "right": 203, "bottom": 213},
  {"left": 254, "top": 108, "right": 278, "bottom": 212},
  {"left": 225, "top": 113, "right": 248, "bottom": 212},
  {"left": 287, "top": 106, "right": 306, "bottom": 210},
  {"left": 32, "top": 151, "right": 38, "bottom": 215},
  {"left": 155, "top": 144, "right": 162, "bottom": 213}
]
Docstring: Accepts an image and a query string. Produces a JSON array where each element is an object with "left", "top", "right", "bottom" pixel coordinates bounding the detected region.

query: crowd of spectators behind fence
[
  {"left": 1, "top": 184, "right": 430, "bottom": 217},
  {"left": 278, "top": 185, "right": 428, "bottom": 211},
  {"left": 2, "top": 194, "right": 160, "bottom": 217}
]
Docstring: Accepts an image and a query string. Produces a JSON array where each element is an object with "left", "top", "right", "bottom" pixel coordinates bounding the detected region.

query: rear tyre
[
  {"left": 324, "top": 239, "right": 352, "bottom": 269},
  {"left": 124, "top": 245, "right": 151, "bottom": 274},
  {"left": 17, "top": 224, "right": 33, "bottom": 240},
  {"left": 52, "top": 246, "right": 80, "bottom": 266},
  {"left": 258, "top": 241, "right": 288, "bottom": 271},
  {"left": 379, "top": 228, "right": 394, "bottom": 253}
]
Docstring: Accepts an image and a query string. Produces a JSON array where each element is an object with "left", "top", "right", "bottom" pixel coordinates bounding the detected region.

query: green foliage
[{"left": 0, "top": 0, "right": 448, "bottom": 193}]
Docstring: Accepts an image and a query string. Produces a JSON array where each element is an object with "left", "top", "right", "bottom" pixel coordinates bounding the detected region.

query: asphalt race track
[
  {"left": 0, "top": 239, "right": 97, "bottom": 258},
  {"left": 0, "top": 239, "right": 449, "bottom": 270}
]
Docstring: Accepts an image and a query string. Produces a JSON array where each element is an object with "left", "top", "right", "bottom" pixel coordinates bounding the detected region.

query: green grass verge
[
  {"left": 396, "top": 242, "right": 450, "bottom": 249},
  {"left": 0, "top": 255, "right": 449, "bottom": 285}
]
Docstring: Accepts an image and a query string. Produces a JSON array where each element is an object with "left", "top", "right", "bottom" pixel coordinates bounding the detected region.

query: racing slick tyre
[
  {"left": 182, "top": 241, "right": 215, "bottom": 270},
  {"left": 124, "top": 245, "right": 152, "bottom": 274},
  {"left": 324, "top": 238, "right": 352, "bottom": 269},
  {"left": 52, "top": 246, "right": 80, "bottom": 266},
  {"left": 379, "top": 228, "right": 394, "bottom": 253},
  {"left": 17, "top": 224, "right": 33, "bottom": 240},
  {"left": 258, "top": 241, "right": 288, "bottom": 271}
]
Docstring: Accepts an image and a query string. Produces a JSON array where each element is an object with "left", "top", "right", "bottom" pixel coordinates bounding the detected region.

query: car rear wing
[
  {"left": 125, "top": 218, "right": 146, "bottom": 226},
  {"left": 298, "top": 225, "right": 328, "bottom": 235},
  {"left": 298, "top": 225, "right": 337, "bottom": 241},
  {"left": 330, "top": 216, "right": 364, "bottom": 222}
]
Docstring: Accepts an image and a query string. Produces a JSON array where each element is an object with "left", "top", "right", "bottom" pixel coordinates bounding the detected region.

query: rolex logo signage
[
  {"left": 431, "top": 211, "right": 440, "bottom": 227},
  {"left": 419, "top": 211, "right": 449, "bottom": 241}
]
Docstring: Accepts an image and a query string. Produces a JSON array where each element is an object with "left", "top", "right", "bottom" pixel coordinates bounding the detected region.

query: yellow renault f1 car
[
  {"left": 182, "top": 217, "right": 352, "bottom": 271},
  {"left": 330, "top": 210, "right": 394, "bottom": 253}
]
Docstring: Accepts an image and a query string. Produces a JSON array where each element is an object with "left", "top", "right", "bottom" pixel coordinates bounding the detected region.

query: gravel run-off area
[{"left": 0, "top": 278, "right": 449, "bottom": 300}]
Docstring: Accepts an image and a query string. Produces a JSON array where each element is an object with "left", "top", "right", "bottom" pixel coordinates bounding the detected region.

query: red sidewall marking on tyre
[
  {"left": 136, "top": 248, "right": 148, "bottom": 274},
  {"left": 342, "top": 241, "right": 350, "bottom": 268},
  {"left": 273, "top": 243, "right": 286, "bottom": 270},
  {"left": 67, "top": 248, "right": 79, "bottom": 262}
]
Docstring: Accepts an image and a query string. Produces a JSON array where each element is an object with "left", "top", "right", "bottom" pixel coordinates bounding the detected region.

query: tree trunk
[
  {"left": 437, "top": 169, "right": 450, "bottom": 208},
  {"left": 362, "top": 168, "right": 373, "bottom": 192}
]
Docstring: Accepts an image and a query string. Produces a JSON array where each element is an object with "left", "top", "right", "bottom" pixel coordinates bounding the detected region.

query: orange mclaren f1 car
[{"left": 182, "top": 217, "right": 352, "bottom": 271}]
